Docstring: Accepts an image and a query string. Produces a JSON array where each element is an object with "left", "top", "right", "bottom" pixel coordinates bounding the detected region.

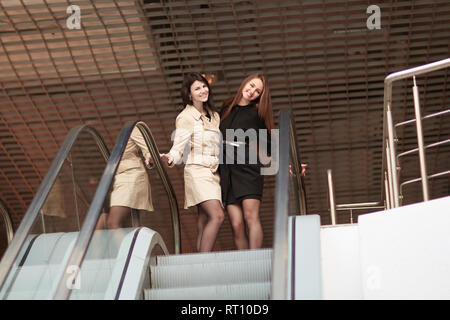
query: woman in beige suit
[
  {"left": 98, "top": 126, "right": 153, "bottom": 229},
  {"left": 160, "top": 72, "right": 224, "bottom": 252}
]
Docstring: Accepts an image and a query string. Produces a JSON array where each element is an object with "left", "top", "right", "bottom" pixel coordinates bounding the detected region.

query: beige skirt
[
  {"left": 110, "top": 167, "right": 154, "bottom": 211},
  {"left": 183, "top": 164, "right": 222, "bottom": 209}
]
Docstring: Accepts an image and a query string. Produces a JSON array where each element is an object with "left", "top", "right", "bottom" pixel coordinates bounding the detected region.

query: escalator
[
  {"left": 0, "top": 110, "right": 307, "bottom": 300},
  {"left": 0, "top": 121, "right": 180, "bottom": 300},
  {"left": 0, "top": 125, "right": 110, "bottom": 299}
]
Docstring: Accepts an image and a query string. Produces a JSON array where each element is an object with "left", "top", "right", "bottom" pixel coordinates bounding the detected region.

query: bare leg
[
  {"left": 95, "top": 213, "right": 108, "bottom": 230},
  {"left": 107, "top": 206, "right": 131, "bottom": 229},
  {"left": 196, "top": 206, "right": 208, "bottom": 252},
  {"left": 197, "top": 199, "right": 225, "bottom": 252},
  {"left": 242, "top": 199, "right": 263, "bottom": 249},
  {"left": 226, "top": 203, "right": 249, "bottom": 250}
]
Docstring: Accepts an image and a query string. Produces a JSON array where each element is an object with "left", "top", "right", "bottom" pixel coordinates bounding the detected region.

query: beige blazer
[
  {"left": 116, "top": 126, "right": 151, "bottom": 175},
  {"left": 168, "top": 105, "right": 222, "bottom": 209},
  {"left": 110, "top": 126, "right": 154, "bottom": 211},
  {"left": 168, "top": 105, "right": 221, "bottom": 172}
]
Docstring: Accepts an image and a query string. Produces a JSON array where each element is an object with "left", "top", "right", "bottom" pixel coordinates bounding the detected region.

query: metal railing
[
  {"left": 382, "top": 57, "right": 450, "bottom": 208},
  {"left": 326, "top": 58, "right": 450, "bottom": 223},
  {"left": 326, "top": 170, "right": 337, "bottom": 225},
  {"left": 327, "top": 170, "right": 384, "bottom": 225}
]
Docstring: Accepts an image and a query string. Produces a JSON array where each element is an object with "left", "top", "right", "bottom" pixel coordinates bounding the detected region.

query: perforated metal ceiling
[{"left": 0, "top": 0, "right": 449, "bottom": 252}]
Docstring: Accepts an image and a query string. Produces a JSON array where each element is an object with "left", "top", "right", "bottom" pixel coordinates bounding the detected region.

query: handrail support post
[
  {"left": 327, "top": 169, "right": 337, "bottom": 225},
  {"left": 386, "top": 103, "right": 400, "bottom": 207},
  {"left": 412, "top": 76, "right": 430, "bottom": 201}
]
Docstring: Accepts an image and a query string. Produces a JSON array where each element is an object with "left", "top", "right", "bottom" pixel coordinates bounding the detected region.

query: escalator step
[
  {"left": 151, "top": 259, "right": 272, "bottom": 289},
  {"left": 145, "top": 281, "right": 271, "bottom": 300},
  {"left": 153, "top": 248, "right": 272, "bottom": 266}
]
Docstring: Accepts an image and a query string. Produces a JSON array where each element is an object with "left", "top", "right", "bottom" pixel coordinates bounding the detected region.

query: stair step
[
  {"left": 151, "top": 259, "right": 271, "bottom": 289},
  {"left": 145, "top": 281, "right": 271, "bottom": 300},
  {"left": 154, "top": 248, "right": 272, "bottom": 266}
]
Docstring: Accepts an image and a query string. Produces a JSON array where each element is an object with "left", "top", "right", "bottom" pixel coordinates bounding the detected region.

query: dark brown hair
[
  {"left": 180, "top": 72, "right": 216, "bottom": 113},
  {"left": 220, "top": 73, "right": 274, "bottom": 131}
]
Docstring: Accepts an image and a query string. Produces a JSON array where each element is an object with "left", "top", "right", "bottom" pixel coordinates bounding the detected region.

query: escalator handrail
[
  {"left": 53, "top": 120, "right": 180, "bottom": 300},
  {"left": 0, "top": 201, "right": 14, "bottom": 246},
  {"left": 0, "top": 125, "right": 110, "bottom": 293},
  {"left": 271, "top": 109, "right": 307, "bottom": 300},
  {"left": 135, "top": 122, "right": 181, "bottom": 254},
  {"left": 53, "top": 121, "right": 135, "bottom": 300},
  {"left": 288, "top": 114, "right": 308, "bottom": 215}
]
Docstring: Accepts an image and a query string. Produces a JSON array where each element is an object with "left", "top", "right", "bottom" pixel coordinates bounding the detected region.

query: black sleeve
[
  {"left": 219, "top": 97, "right": 233, "bottom": 117},
  {"left": 258, "top": 117, "right": 272, "bottom": 157}
]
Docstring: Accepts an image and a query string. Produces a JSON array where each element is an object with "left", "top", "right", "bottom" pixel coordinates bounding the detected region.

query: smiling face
[
  {"left": 239, "top": 77, "right": 264, "bottom": 105},
  {"left": 190, "top": 80, "right": 209, "bottom": 105}
]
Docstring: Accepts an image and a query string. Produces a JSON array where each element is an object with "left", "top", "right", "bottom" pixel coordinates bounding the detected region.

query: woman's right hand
[{"left": 160, "top": 153, "right": 173, "bottom": 166}]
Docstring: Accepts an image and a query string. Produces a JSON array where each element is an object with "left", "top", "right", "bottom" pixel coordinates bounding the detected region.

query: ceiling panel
[{"left": 0, "top": 0, "right": 449, "bottom": 252}]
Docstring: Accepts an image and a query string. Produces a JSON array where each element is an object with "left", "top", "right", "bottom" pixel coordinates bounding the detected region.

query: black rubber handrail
[
  {"left": 0, "top": 201, "right": 14, "bottom": 246},
  {"left": 0, "top": 125, "right": 109, "bottom": 294},
  {"left": 53, "top": 121, "right": 180, "bottom": 300},
  {"left": 271, "top": 108, "right": 307, "bottom": 300},
  {"left": 135, "top": 122, "right": 181, "bottom": 254},
  {"left": 288, "top": 112, "right": 308, "bottom": 215}
]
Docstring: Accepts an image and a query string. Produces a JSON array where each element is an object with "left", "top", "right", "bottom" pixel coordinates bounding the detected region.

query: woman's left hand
[{"left": 289, "top": 163, "right": 307, "bottom": 177}]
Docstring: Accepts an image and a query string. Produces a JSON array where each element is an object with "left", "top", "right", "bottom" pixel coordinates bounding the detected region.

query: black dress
[{"left": 219, "top": 103, "right": 269, "bottom": 205}]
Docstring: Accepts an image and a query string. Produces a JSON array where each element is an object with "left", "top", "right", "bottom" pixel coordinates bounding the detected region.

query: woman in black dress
[{"left": 219, "top": 74, "right": 274, "bottom": 249}]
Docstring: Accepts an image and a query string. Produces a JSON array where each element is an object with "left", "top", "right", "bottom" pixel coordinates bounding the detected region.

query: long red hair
[{"left": 221, "top": 74, "right": 274, "bottom": 132}]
